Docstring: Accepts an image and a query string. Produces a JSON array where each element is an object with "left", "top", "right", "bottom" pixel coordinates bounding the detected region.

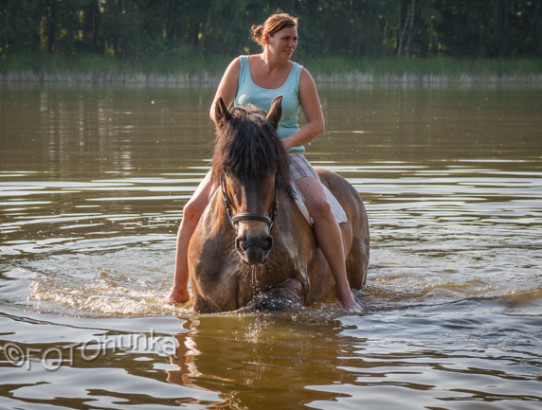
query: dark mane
[{"left": 212, "top": 104, "right": 292, "bottom": 196}]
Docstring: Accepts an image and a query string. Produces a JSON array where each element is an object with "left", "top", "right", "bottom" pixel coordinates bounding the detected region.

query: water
[{"left": 1, "top": 85, "right": 541, "bottom": 409}]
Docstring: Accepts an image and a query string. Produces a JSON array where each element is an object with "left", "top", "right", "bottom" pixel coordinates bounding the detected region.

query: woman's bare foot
[
  {"left": 167, "top": 287, "right": 190, "bottom": 305},
  {"left": 338, "top": 288, "right": 363, "bottom": 312}
]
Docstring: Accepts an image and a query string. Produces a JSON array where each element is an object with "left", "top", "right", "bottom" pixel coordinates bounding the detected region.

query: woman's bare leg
[
  {"left": 167, "top": 172, "right": 214, "bottom": 304},
  {"left": 295, "top": 176, "right": 361, "bottom": 310}
]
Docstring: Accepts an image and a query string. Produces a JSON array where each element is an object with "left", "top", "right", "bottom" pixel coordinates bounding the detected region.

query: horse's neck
[
  {"left": 274, "top": 190, "right": 305, "bottom": 236},
  {"left": 201, "top": 188, "right": 232, "bottom": 237}
]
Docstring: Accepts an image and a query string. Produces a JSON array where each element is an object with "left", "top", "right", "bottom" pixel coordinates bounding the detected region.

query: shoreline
[
  {"left": 2, "top": 71, "right": 542, "bottom": 88},
  {"left": 2, "top": 55, "right": 541, "bottom": 88}
]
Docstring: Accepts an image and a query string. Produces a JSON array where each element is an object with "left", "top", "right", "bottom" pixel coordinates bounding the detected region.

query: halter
[{"left": 221, "top": 174, "right": 278, "bottom": 231}]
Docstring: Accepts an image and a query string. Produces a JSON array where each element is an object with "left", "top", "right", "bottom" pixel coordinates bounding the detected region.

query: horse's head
[{"left": 212, "top": 96, "right": 292, "bottom": 265}]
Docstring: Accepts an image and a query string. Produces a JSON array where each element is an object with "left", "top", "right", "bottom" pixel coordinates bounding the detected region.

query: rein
[{"left": 221, "top": 175, "right": 278, "bottom": 231}]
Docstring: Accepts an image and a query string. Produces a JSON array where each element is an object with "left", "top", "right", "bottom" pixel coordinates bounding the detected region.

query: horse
[{"left": 187, "top": 96, "right": 370, "bottom": 313}]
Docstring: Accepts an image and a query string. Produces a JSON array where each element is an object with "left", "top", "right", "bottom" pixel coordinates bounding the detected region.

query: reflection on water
[
  {"left": 1, "top": 86, "right": 542, "bottom": 408},
  {"left": 169, "top": 313, "right": 352, "bottom": 408}
]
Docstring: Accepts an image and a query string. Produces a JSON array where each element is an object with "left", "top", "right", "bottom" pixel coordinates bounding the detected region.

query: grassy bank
[
  {"left": 0, "top": 52, "right": 229, "bottom": 86},
  {"left": 309, "top": 57, "right": 542, "bottom": 87},
  {"left": 1, "top": 52, "right": 541, "bottom": 87}
]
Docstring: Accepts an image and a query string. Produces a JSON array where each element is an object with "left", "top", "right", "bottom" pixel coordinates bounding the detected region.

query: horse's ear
[
  {"left": 266, "top": 95, "right": 282, "bottom": 129},
  {"left": 215, "top": 97, "right": 232, "bottom": 128}
]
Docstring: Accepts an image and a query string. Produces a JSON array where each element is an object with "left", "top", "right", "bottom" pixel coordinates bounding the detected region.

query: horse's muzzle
[{"left": 235, "top": 235, "right": 273, "bottom": 265}]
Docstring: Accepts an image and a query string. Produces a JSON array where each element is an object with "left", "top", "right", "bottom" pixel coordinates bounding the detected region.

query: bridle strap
[
  {"left": 221, "top": 175, "right": 278, "bottom": 231},
  {"left": 232, "top": 213, "right": 273, "bottom": 226}
]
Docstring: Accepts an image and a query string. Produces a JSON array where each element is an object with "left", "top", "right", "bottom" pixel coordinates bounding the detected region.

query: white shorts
[{"left": 289, "top": 153, "right": 319, "bottom": 180}]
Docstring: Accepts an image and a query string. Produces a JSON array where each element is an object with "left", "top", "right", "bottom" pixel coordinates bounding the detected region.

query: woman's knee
[
  {"left": 182, "top": 197, "right": 207, "bottom": 223},
  {"left": 306, "top": 196, "right": 332, "bottom": 220}
]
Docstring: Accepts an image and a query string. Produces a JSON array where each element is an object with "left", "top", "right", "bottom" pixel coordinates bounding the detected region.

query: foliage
[{"left": 1, "top": 0, "right": 541, "bottom": 61}]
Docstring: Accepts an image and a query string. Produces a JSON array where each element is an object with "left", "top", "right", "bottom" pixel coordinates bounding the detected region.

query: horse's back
[{"left": 316, "top": 168, "right": 369, "bottom": 289}]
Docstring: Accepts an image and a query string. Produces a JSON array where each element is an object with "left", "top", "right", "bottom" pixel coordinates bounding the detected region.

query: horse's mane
[{"left": 212, "top": 104, "right": 293, "bottom": 197}]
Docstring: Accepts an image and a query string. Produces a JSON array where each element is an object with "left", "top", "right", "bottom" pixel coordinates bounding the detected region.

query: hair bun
[{"left": 250, "top": 24, "right": 265, "bottom": 46}]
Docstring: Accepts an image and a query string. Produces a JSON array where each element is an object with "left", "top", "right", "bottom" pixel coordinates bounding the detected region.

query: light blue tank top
[{"left": 235, "top": 55, "right": 304, "bottom": 154}]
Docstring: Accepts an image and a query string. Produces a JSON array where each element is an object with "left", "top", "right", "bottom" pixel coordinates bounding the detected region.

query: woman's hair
[{"left": 250, "top": 13, "right": 298, "bottom": 47}]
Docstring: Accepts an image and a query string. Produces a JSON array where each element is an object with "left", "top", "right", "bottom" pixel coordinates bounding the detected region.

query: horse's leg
[
  {"left": 345, "top": 235, "right": 368, "bottom": 289},
  {"left": 241, "top": 278, "right": 305, "bottom": 311},
  {"left": 192, "top": 292, "right": 221, "bottom": 313}
]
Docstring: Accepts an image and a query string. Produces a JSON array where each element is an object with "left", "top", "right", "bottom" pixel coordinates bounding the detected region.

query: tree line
[{"left": 1, "top": 0, "right": 541, "bottom": 61}]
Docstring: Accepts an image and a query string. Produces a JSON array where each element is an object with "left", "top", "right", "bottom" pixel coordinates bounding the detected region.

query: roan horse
[{"left": 188, "top": 96, "right": 369, "bottom": 313}]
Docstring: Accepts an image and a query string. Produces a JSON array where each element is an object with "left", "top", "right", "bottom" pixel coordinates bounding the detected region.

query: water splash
[
  {"left": 250, "top": 265, "right": 262, "bottom": 294},
  {"left": 28, "top": 278, "right": 186, "bottom": 317}
]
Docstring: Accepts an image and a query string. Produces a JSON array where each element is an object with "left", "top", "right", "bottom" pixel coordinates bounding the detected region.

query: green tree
[
  {"left": 1, "top": 0, "right": 541, "bottom": 60},
  {"left": 0, "top": 0, "right": 42, "bottom": 54}
]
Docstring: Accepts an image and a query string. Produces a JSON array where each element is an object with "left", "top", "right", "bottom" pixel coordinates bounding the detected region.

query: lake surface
[{"left": 1, "top": 84, "right": 541, "bottom": 409}]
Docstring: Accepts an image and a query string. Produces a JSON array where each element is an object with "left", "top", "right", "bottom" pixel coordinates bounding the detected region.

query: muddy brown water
[{"left": 1, "top": 85, "right": 541, "bottom": 409}]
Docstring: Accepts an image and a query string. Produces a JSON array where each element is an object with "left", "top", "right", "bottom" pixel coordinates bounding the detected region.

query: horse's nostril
[
  {"left": 264, "top": 237, "right": 273, "bottom": 251},
  {"left": 235, "top": 235, "right": 273, "bottom": 254},
  {"left": 236, "top": 237, "right": 246, "bottom": 252}
]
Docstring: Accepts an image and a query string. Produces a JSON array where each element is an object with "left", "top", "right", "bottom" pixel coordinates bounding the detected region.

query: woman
[{"left": 168, "top": 13, "right": 361, "bottom": 310}]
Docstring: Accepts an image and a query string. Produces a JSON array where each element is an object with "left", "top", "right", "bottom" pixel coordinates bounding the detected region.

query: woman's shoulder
[
  {"left": 217, "top": 57, "right": 242, "bottom": 91},
  {"left": 229, "top": 56, "right": 243, "bottom": 67},
  {"left": 223, "top": 56, "right": 242, "bottom": 75},
  {"left": 298, "top": 65, "right": 316, "bottom": 86}
]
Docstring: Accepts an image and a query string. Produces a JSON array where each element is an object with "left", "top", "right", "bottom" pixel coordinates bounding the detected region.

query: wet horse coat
[{"left": 188, "top": 97, "right": 369, "bottom": 313}]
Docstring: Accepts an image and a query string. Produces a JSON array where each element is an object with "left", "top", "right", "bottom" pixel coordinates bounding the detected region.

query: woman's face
[{"left": 267, "top": 26, "right": 298, "bottom": 60}]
